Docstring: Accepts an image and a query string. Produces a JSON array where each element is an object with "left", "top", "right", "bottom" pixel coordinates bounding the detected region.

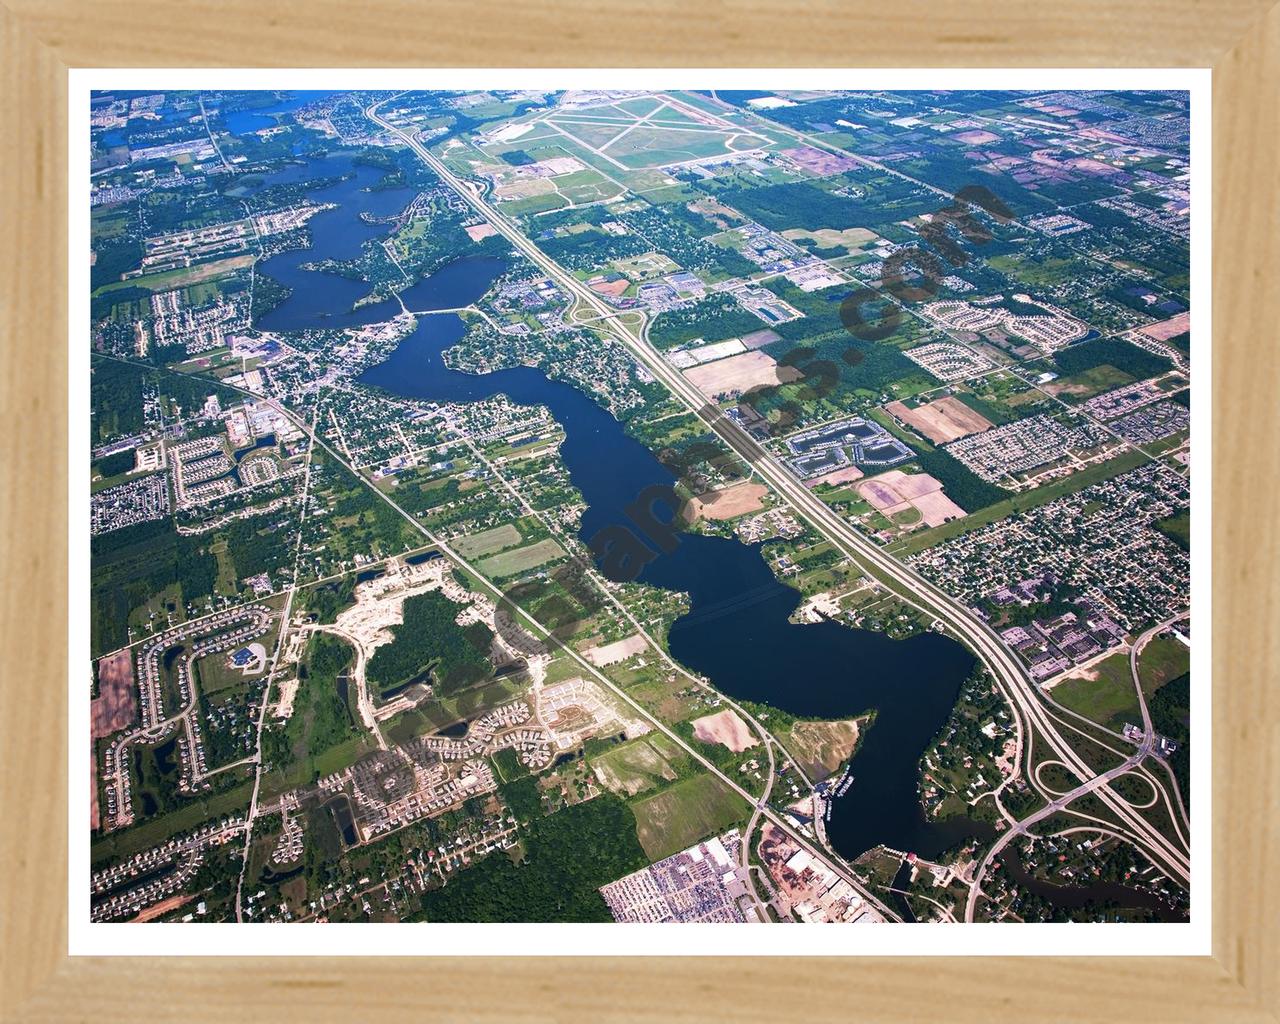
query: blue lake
[
  {"left": 252, "top": 158, "right": 506, "bottom": 332},
  {"left": 222, "top": 91, "right": 336, "bottom": 136},
  {"left": 255, "top": 152, "right": 991, "bottom": 861},
  {"left": 356, "top": 313, "right": 988, "bottom": 860}
]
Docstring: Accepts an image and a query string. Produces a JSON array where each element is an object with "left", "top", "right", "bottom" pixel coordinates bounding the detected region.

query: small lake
[
  {"left": 251, "top": 155, "right": 507, "bottom": 333},
  {"left": 222, "top": 91, "right": 336, "bottom": 136},
  {"left": 325, "top": 794, "right": 358, "bottom": 848}
]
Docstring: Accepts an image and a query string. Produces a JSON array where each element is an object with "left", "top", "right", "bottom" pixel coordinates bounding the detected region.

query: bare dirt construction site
[
  {"left": 885, "top": 395, "right": 994, "bottom": 444},
  {"left": 93, "top": 649, "right": 137, "bottom": 738},
  {"left": 493, "top": 177, "right": 556, "bottom": 200},
  {"left": 582, "top": 632, "right": 648, "bottom": 667},
  {"left": 787, "top": 718, "right": 862, "bottom": 781},
  {"left": 464, "top": 223, "right": 498, "bottom": 242},
  {"left": 1138, "top": 310, "right": 1191, "bottom": 341},
  {"left": 691, "top": 708, "right": 758, "bottom": 752},
  {"left": 130, "top": 893, "right": 193, "bottom": 923},
  {"left": 856, "top": 470, "right": 967, "bottom": 528},
  {"left": 808, "top": 464, "right": 864, "bottom": 488},
  {"left": 590, "top": 278, "right": 630, "bottom": 298},
  {"left": 537, "top": 677, "right": 650, "bottom": 750},
  {"left": 953, "top": 128, "right": 1001, "bottom": 145},
  {"left": 685, "top": 480, "right": 767, "bottom": 522},
  {"left": 92, "top": 650, "right": 139, "bottom": 829},
  {"left": 333, "top": 557, "right": 453, "bottom": 653},
  {"left": 683, "top": 351, "right": 801, "bottom": 400}
]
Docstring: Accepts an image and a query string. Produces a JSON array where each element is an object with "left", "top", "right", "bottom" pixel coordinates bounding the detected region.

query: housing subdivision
[
  {"left": 1109, "top": 401, "right": 1190, "bottom": 445},
  {"left": 943, "top": 413, "right": 1111, "bottom": 487},
  {"left": 921, "top": 297, "right": 1091, "bottom": 356},
  {"left": 901, "top": 340, "right": 993, "bottom": 382},
  {"left": 908, "top": 462, "right": 1189, "bottom": 660},
  {"left": 91, "top": 474, "right": 171, "bottom": 535}
]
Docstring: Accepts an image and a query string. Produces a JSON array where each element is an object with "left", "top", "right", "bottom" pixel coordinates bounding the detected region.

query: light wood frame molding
[{"left": 2, "top": 2, "right": 1276, "bottom": 1020}]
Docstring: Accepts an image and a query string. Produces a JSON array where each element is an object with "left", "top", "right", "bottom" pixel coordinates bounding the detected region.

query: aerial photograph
[{"left": 86, "top": 86, "right": 1193, "bottom": 928}]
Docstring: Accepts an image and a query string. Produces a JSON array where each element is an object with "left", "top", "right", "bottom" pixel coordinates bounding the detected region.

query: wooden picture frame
[{"left": 2, "top": 1, "right": 1276, "bottom": 1019}]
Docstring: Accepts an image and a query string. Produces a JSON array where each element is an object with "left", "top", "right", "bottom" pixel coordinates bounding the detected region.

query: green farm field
[
  {"left": 590, "top": 734, "right": 686, "bottom": 797},
  {"left": 1138, "top": 635, "right": 1190, "bottom": 696},
  {"left": 452, "top": 523, "right": 522, "bottom": 559},
  {"left": 476, "top": 537, "right": 566, "bottom": 579},
  {"left": 629, "top": 772, "right": 748, "bottom": 861},
  {"left": 1048, "top": 652, "right": 1140, "bottom": 731}
]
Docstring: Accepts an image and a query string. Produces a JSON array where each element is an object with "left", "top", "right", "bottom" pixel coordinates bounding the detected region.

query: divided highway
[{"left": 367, "top": 99, "right": 1190, "bottom": 909}]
